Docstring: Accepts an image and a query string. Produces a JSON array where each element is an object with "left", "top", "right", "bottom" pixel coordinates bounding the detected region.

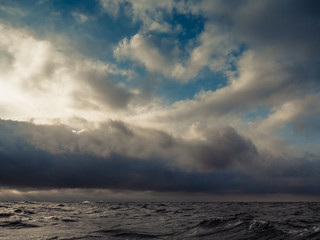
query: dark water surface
[{"left": 0, "top": 201, "right": 319, "bottom": 239}]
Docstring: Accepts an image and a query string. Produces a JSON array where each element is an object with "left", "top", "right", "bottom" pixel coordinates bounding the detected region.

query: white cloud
[
  {"left": 148, "top": 46, "right": 316, "bottom": 122},
  {"left": 99, "top": 0, "right": 124, "bottom": 17},
  {"left": 72, "top": 12, "right": 88, "bottom": 23},
  {"left": 255, "top": 95, "right": 320, "bottom": 135},
  {"left": 0, "top": 5, "right": 25, "bottom": 17},
  {"left": 183, "top": 22, "right": 237, "bottom": 79},
  {"left": 113, "top": 30, "right": 236, "bottom": 82},
  {"left": 114, "top": 33, "right": 182, "bottom": 79},
  {"left": 0, "top": 23, "right": 142, "bottom": 124},
  {"left": 107, "top": 1, "right": 240, "bottom": 82},
  {"left": 102, "top": 0, "right": 176, "bottom": 32}
]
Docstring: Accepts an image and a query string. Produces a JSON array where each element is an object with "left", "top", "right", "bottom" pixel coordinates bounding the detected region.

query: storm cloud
[{"left": 1, "top": 119, "right": 319, "bottom": 196}]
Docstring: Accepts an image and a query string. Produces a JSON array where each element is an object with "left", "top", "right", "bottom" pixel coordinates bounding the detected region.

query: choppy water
[{"left": 0, "top": 201, "right": 320, "bottom": 239}]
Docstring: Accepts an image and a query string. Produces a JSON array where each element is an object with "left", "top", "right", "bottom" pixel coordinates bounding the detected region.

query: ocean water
[{"left": 0, "top": 201, "right": 319, "bottom": 240}]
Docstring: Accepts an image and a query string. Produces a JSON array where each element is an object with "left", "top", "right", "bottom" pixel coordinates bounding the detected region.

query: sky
[{"left": 0, "top": 0, "right": 320, "bottom": 202}]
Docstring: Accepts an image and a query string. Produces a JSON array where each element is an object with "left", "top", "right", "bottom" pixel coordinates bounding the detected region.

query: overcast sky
[{"left": 0, "top": 0, "right": 320, "bottom": 201}]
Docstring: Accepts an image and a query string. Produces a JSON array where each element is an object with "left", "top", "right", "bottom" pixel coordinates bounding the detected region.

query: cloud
[
  {"left": 0, "top": 119, "right": 242, "bottom": 192},
  {"left": 1, "top": 119, "right": 320, "bottom": 196},
  {"left": 100, "top": 0, "right": 176, "bottom": 32},
  {"left": 10, "top": 119, "right": 257, "bottom": 171},
  {"left": 72, "top": 12, "right": 88, "bottom": 23},
  {"left": 228, "top": 0, "right": 320, "bottom": 60},
  {"left": 111, "top": 1, "right": 239, "bottom": 81},
  {"left": 111, "top": 0, "right": 320, "bottom": 89},
  {"left": 113, "top": 22, "right": 237, "bottom": 81},
  {"left": 182, "top": 22, "right": 237, "bottom": 78},
  {"left": 188, "top": 126, "right": 258, "bottom": 170},
  {"left": 114, "top": 33, "right": 183, "bottom": 79},
  {"left": 99, "top": 0, "right": 124, "bottom": 18},
  {"left": 0, "top": 4, "right": 25, "bottom": 17},
  {"left": 102, "top": 0, "right": 242, "bottom": 83},
  {"left": 74, "top": 67, "right": 134, "bottom": 110},
  {"left": 149, "top": 42, "right": 320, "bottom": 128},
  {"left": 256, "top": 95, "right": 320, "bottom": 132},
  {"left": 0, "top": 23, "right": 147, "bottom": 123}
]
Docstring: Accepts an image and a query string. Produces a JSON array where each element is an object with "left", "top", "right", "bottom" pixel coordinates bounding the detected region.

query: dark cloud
[
  {"left": 196, "top": 0, "right": 320, "bottom": 58},
  {"left": 0, "top": 119, "right": 320, "bottom": 195},
  {"left": 0, "top": 120, "right": 232, "bottom": 192},
  {"left": 231, "top": 0, "right": 320, "bottom": 58},
  {"left": 224, "top": 0, "right": 320, "bottom": 89},
  {"left": 244, "top": 153, "right": 320, "bottom": 195},
  {"left": 76, "top": 70, "right": 134, "bottom": 110},
  {"left": 190, "top": 127, "right": 258, "bottom": 170},
  {"left": 12, "top": 119, "right": 258, "bottom": 171}
]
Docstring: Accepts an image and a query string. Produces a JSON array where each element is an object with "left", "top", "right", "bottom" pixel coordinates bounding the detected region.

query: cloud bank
[{"left": 1, "top": 119, "right": 319, "bottom": 197}]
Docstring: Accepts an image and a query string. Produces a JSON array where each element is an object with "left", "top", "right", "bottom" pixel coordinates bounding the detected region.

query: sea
[{"left": 0, "top": 201, "right": 319, "bottom": 239}]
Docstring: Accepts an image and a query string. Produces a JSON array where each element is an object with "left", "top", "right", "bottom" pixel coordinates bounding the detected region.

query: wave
[
  {"left": 0, "top": 212, "right": 13, "bottom": 217},
  {"left": 0, "top": 220, "right": 39, "bottom": 229},
  {"left": 170, "top": 217, "right": 286, "bottom": 239},
  {"left": 96, "top": 228, "right": 173, "bottom": 239},
  {"left": 61, "top": 218, "right": 78, "bottom": 222}
]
